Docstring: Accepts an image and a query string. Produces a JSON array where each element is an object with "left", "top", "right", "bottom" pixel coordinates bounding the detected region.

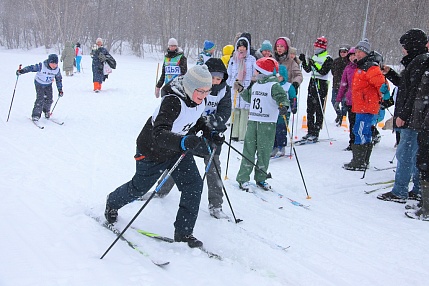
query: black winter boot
[
  {"left": 174, "top": 232, "right": 203, "bottom": 248},
  {"left": 363, "top": 143, "right": 374, "bottom": 166},
  {"left": 406, "top": 181, "right": 429, "bottom": 221},
  {"left": 343, "top": 144, "right": 367, "bottom": 171}
]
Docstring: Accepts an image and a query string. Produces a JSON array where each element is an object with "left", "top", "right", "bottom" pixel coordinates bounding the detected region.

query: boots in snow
[
  {"left": 406, "top": 181, "right": 429, "bottom": 221},
  {"left": 343, "top": 144, "right": 368, "bottom": 171},
  {"left": 174, "top": 232, "right": 203, "bottom": 248}
]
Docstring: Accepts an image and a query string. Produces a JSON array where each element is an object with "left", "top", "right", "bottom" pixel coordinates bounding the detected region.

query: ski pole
[
  {"left": 224, "top": 89, "right": 239, "bottom": 180},
  {"left": 389, "top": 153, "right": 396, "bottom": 164},
  {"left": 204, "top": 140, "right": 242, "bottom": 223},
  {"left": 202, "top": 143, "right": 218, "bottom": 182},
  {"left": 6, "top": 64, "right": 22, "bottom": 122},
  {"left": 100, "top": 150, "right": 189, "bottom": 259},
  {"left": 284, "top": 115, "right": 311, "bottom": 199},
  {"left": 223, "top": 140, "right": 272, "bottom": 179},
  {"left": 50, "top": 97, "right": 61, "bottom": 116}
]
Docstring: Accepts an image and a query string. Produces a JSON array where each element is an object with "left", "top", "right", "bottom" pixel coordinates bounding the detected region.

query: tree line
[{"left": 0, "top": 0, "right": 428, "bottom": 65}]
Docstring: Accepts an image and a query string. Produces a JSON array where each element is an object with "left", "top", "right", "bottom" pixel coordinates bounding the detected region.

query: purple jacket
[{"left": 336, "top": 61, "right": 357, "bottom": 106}]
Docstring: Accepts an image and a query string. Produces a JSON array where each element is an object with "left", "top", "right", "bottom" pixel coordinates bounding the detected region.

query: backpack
[{"left": 105, "top": 54, "right": 116, "bottom": 69}]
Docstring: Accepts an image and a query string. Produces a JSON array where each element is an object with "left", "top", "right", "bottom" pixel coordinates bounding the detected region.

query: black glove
[
  {"left": 16, "top": 69, "right": 23, "bottom": 76},
  {"left": 278, "top": 105, "right": 288, "bottom": 116},
  {"left": 298, "top": 53, "right": 306, "bottom": 62},
  {"left": 181, "top": 135, "right": 204, "bottom": 151},
  {"left": 98, "top": 53, "right": 106, "bottom": 62},
  {"left": 233, "top": 80, "right": 244, "bottom": 93},
  {"left": 308, "top": 59, "right": 315, "bottom": 67},
  {"left": 292, "top": 82, "right": 299, "bottom": 92},
  {"left": 333, "top": 101, "right": 340, "bottom": 111},
  {"left": 58, "top": 90, "right": 64, "bottom": 97},
  {"left": 210, "top": 131, "right": 225, "bottom": 145},
  {"left": 291, "top": 98, "right": 297, "bottom": 114}
]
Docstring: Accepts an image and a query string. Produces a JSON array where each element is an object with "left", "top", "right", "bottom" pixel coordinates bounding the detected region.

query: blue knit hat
[
  {"left": 203, "top": 40, "right": 216, "bottom": 52},
  {"left": 260, "top": 40, "right": 273, "bottom": 52}
]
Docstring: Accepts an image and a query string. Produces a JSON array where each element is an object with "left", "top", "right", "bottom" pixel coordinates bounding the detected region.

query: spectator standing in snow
[
  {"left": 377, "top": 29, "right": 428, "bottom": 204},
  {"left": 271, "top": 64, "right": 297, "bottom": 157},
  {"left": 61, "top": 41, "right": 75, "bottom": 76},
  {"left": 90, "top": 38, "right": 110, "bottom": 92},
  {"left": 155, "top": 58, "right": 232, "bottom": 219},
  {"left": 335, "top": 47, "right": 357, "bottom": 151},
  {"left": 236, "top": 57, "right": 289, "bottom": 191},
  {"left": 75, "top": 42, "right": 83, "bottom": 73},
  {"left": 155, "top": 38, "right": 188, "bottom": 98},
  {"left": 196, "top": 40, "right": 216, "bottom": 65},
  {"left": 16, "top": 54, "right": 63, "bottom": 121},
  {"left": 221, "top": 44, "right": 234, "bottom": 68},
  {"left": 288, "top": 47, "right": 301, "bottom": 66},
  {"left": 299, "top": 36, "right": 333, "bottom": 142},
  {"left": 105, "top": 65, "right": 218, "bottom": 248},
  {"left": 254, "top": 40, "right": 273, "bottom": 59},
  {"left": 331, "top": 45, "right": 351, "bottom": 125},
  {"left": 343, "top": 38, "right": 386, "bottom": 171},
  {"left": 274, "top": 37, "right": 302, "bottom": 93},
  {"left": 226, "top": 36, "right": 256, "bottom": 141}
]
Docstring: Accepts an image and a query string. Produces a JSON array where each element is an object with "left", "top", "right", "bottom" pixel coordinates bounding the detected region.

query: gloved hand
[
  {"left": 278, "top": 105, "right": 288, "bottom": 116},
  {"left": 291, "top": 98, "right": 297, "bottom": 114},
  {"left": 58, "top": 89, "right": 64, "bottom": 97},
  {"left": 98, "top": 53, "right": 106, "bottom": 62},
  {"left": 155, "top": 87, "right": 160, "bottom": 98},
  {"left": 308, "top": 59, "right": 316, "bottom": 68},
  {"left": 181, "top": 135, "right": 205, "bottom": 151},
  {"left": 334, "top": 101, "right": 340, "bottom": 111},
  {"left": 16, "top": 69, "right": 23, "bottom": 76},
  {"left": 233, "top": 80, "right": 244, "bottom": 93},
  {"left": 210, "top": 131, "right": 225, "bottom": 145},
  {"left": 299, "top": 53, "right": 306, "bottom": 62},
  {"left": 380, "top": 83, "right": 390, "bottom": 100}
]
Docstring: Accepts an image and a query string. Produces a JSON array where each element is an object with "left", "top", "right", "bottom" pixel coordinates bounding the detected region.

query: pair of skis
[{"left": 30, "top": 117, "right": 64, "bottom": 129}]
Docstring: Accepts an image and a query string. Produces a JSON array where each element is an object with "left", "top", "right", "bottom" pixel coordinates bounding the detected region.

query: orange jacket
[{"left": 351, "top": 65, "right": 385, "bottom": 114}]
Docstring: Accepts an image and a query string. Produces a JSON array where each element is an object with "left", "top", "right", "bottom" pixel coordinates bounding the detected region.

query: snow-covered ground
[{"left": 1, "top": 48, "right": 427, "bottom": 286}]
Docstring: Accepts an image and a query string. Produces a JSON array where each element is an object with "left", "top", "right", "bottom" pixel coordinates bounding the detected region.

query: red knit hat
[
  {"left": 314, "top": 36, "right": 328, "bottom": 49},
  {"left": 255, "top": 57, "right": 279, "bottom": 75}
]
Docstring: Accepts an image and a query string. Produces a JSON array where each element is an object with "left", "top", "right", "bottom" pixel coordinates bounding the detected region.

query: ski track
[{"left": 1, "top": 48, "right": 428, "bottom": 286}]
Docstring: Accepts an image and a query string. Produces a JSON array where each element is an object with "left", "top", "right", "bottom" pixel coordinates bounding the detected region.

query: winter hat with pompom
[
  {"left": 255, "top": 57, "right": 279, "bottom": 75},
  {"left": 314, "top": 36, "right": 328, "bottom": 50},
  {"left": 260, "top": 40, "right": 273, "bottom": 53},
  {"left": 182, "top": 65, "right": 213, "bottom": 99}
]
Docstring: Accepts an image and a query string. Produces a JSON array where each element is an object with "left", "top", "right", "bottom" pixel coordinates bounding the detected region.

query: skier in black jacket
[{"left": 105, "top": 65, "right": 223, "bottom": 248}]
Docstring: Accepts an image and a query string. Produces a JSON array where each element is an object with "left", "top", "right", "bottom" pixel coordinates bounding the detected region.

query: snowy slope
[{"left": 0, "top": 48, "right": 427, "bottom": 286}]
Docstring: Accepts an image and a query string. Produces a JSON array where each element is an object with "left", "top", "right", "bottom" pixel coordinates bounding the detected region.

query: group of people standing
[{"left": 102, "top": 28, "right": 429, "bottom": 252}]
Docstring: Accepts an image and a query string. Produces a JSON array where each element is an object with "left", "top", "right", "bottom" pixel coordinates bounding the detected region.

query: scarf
[{"left": 233, "top": 50, "right": 246, "bottom": 82}]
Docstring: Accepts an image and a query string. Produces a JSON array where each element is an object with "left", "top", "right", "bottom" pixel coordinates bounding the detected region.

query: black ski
[
  {"left": 86, "top": 213, "right": 169, "bottom": 266},
  {"left": 132, "top": 227, "right": 223, "bottom": 261}
]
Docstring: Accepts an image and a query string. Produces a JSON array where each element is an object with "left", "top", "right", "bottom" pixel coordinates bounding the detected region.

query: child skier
[
  {"left": 236, "top": 57, "right": 289, "bottom": 191},
  {"left": 16, "top": 54, "right": 63, "bottom": 121}
]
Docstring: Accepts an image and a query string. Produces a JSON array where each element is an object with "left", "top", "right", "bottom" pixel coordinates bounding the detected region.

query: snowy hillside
[{"left": 0, "top": 48, "right": 427, "bottom": 286}]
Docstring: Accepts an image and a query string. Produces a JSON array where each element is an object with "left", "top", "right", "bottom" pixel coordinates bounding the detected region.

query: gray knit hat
[
  {"left": 182, "top": 65, "right": 212, "bottom": 99},
  {"left": 355, "top": 38, "right": 371, "bottom": 54}
]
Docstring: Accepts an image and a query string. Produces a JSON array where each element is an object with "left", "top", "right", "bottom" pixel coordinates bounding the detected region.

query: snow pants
[
  {"left": 32, "top": 83, "right": 53, "bottom": 118},
  {"left": 107, "top": 153, "right": 203, "bottom": 236},
  {"left": 417, "top": 129, "right": 429, "bottom": 182},
  {"left": 76, "top": 56, "right": 82, "bottom": 72},
  {"left": 236, "top": 121, "right": 276, "bottom": 183},
  {"left": 306, "top": 78, "right": 328, "bottom": 137}
]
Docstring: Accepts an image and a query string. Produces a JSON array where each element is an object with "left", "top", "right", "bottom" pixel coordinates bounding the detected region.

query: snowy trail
[{"left": 1, "top": 48, "right": 428, "bottom": 286}]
